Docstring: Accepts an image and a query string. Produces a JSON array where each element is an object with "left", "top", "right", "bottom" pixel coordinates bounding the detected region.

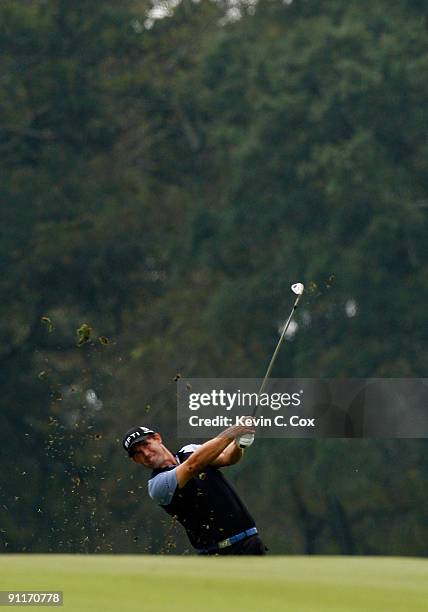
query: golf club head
[{"left": 291, "top": 282, "right": 305, "bottom": 296}]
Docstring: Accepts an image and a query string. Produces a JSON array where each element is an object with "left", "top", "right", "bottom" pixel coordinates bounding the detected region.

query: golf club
[{"left": 236, "top": 282, "right": 305, "bottom": 448}]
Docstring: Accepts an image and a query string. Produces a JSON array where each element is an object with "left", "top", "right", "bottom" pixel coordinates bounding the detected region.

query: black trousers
[{"left": 202, "top": 535, "right": 268, "bottom": 556}]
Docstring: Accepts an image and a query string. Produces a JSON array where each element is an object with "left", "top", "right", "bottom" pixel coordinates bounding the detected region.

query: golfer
[{"left": 122, "top": 420, "right": 267, "bottom": 555}]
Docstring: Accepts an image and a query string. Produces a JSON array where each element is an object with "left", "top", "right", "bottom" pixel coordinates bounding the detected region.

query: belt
[{"left": 196, "top": 527, "right": 258, "bottom": 554}]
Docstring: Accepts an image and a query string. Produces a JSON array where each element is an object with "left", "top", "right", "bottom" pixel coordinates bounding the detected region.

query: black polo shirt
[{"left": 147, "top": 444, "right": 256, "bottom": 550}]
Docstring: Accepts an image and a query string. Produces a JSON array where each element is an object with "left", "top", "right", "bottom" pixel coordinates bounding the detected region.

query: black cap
[{"left": 122, "top": 426, "right": 156, "bottom": 454}]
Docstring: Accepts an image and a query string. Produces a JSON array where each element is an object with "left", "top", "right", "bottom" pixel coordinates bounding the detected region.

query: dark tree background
[{"left": 0, "top": 0, "right": 427, "bottom": 555}]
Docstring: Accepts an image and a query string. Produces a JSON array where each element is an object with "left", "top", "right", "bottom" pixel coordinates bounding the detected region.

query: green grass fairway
[{"left": 0, "top": 555, "right": 427, "bottom": 612}]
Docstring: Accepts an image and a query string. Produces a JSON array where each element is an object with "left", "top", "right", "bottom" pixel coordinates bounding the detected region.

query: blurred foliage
[{"left": 0, "top": 0, "right": 427, "bottom": 555}]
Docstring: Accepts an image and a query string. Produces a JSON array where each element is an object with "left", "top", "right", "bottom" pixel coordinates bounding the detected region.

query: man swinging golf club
[
  {"left": 122, "top": 419, "right": 268, "bottom": 555},
  {"left": 123, "top": 282, "right": 304, "bottom": 555}
]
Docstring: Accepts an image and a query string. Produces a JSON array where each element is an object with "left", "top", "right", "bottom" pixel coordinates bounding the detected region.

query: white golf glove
[{"left": 236, "top": 433, "right": 255, "bottom": 448}]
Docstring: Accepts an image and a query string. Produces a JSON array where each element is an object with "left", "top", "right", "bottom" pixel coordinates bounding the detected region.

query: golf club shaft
[
  {"left": 255, "top": 292, "right": 303, "bottom": 409},
  {"left": 237, "top": 289, "right": 304, "bottom": 448}
]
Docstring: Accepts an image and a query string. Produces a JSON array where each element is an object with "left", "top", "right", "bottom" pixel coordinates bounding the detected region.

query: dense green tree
[{"left": 0, "top": 0, "right": 427, "bottom": 555}]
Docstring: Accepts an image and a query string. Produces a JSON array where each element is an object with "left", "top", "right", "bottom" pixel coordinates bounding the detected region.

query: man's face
[{"left": 129, "top": 433, "right": 165, "bottom": 469}]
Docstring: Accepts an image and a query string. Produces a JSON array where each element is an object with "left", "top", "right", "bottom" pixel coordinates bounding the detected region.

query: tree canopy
[{"left": 0, "top": 0, "right": 427, "bottom": 555}]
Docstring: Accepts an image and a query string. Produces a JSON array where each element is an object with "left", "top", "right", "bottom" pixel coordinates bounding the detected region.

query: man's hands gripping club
[{"left": 175, "top": 417, "right": 256, "bottom": 489}]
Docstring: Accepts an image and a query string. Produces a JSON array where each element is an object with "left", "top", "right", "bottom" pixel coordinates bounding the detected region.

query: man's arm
[
  {"left": 210, "top": 441, "right": 243, "bottom": 468},
  {"left": 175, "top": 420, "right": 255, "bottom": 488}
]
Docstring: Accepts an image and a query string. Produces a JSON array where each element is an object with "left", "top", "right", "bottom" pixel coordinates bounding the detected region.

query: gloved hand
[{"left": 236, "top": 433, "right": 255, "bottom": 448}]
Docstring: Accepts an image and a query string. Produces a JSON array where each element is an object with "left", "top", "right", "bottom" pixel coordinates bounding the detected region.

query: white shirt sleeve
[
  {"left": 148, "top": 469, "right": 178, "bottom": 506},
  {"left": 179, "top": 444, "right": 202, "bottom": 453}
]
